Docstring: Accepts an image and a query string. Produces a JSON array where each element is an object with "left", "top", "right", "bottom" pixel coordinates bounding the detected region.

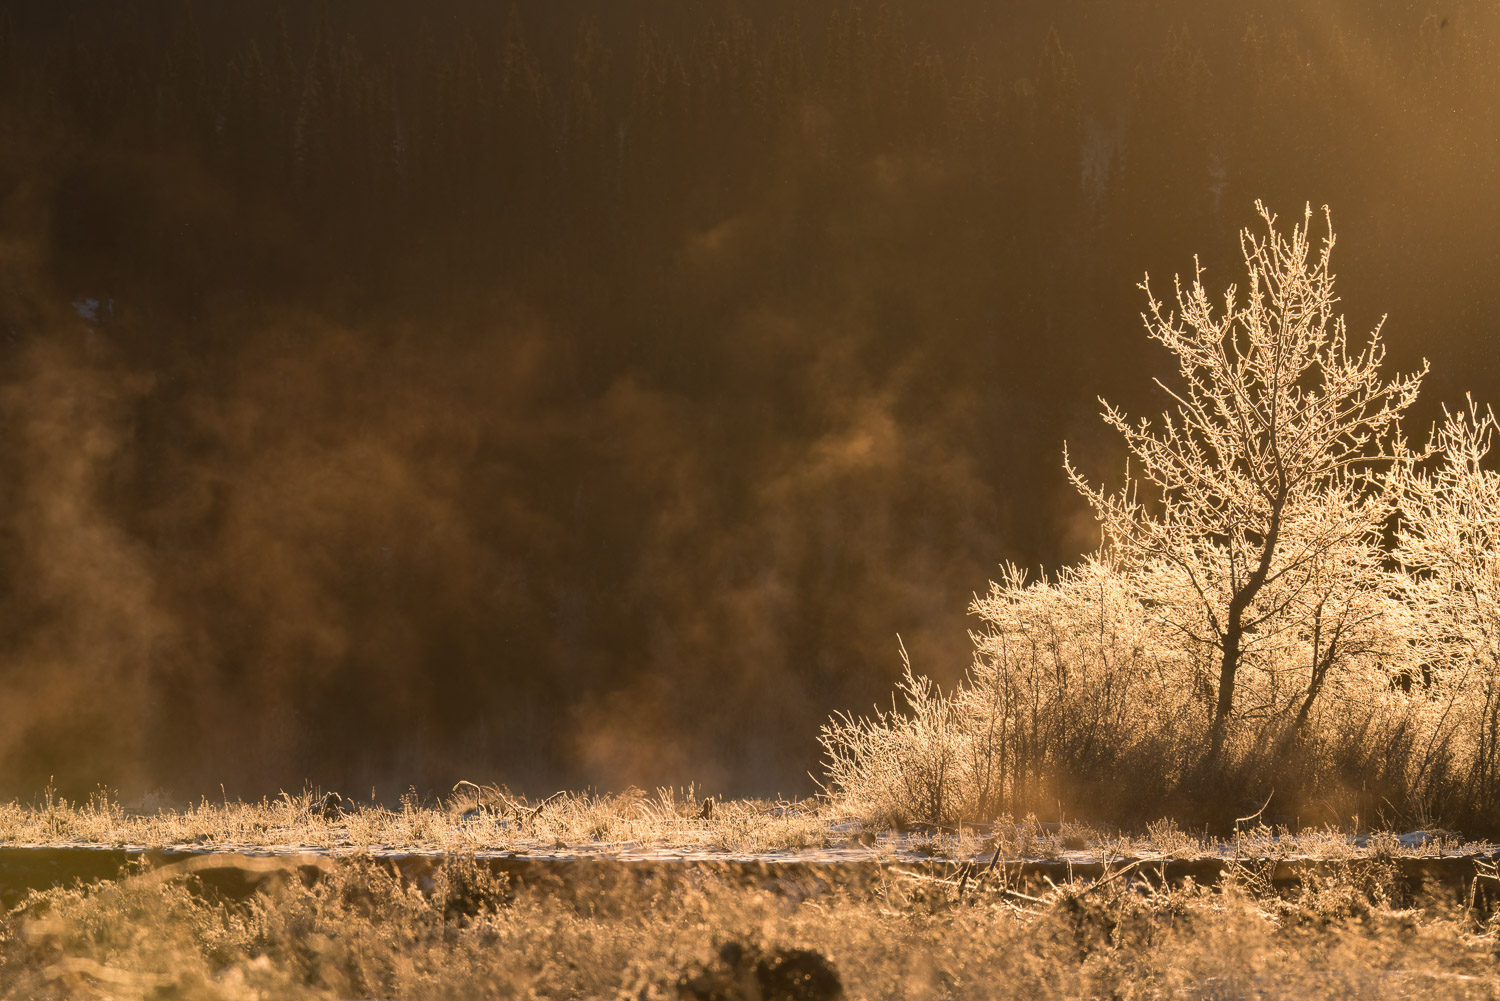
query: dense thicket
[{"left": 0, "top": 1, "right": 1495, "bottom": 801}]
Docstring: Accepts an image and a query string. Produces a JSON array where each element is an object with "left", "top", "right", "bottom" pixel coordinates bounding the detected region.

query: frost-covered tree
[
  {"left": 1067, "top": 203, "right": 1425, "bottom": 753},
  {"left": 1395, "top": 398, "right": 1500, "bottom": 808}
]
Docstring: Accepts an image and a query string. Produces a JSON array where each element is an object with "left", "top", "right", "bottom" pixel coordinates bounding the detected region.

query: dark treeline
[{"left": 0, "top": 0, "right": 1496, "bottom": 803}]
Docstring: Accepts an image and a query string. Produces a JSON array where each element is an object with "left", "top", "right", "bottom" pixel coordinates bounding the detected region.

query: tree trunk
[
  {"left": 1291, "top": 604, "right": 1336, "bottom": 736},
  {"left": 1209, "top": 610, "right": 1244, "bottom": 756},
  {"left": 1210, "top": 488, "right": 1289, "bottom": 757}
]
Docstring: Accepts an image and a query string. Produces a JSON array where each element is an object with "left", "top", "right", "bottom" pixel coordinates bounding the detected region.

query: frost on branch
[{"left": 1066, "top": 202, "right": 1425, "bottom": 750}]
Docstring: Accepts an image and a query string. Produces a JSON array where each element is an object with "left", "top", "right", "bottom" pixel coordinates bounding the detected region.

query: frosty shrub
[
  {"left": 959, "top": 558, "right": 1190, "bottom": 816},
  {"left": 1394, "top": 398, "right": 1500, "bottom": 816},
  {"left": 824, "top": 558, "right": 1191, "bottom": 825},
  {"left": 824, "top": 204, "right": 1500, "bottom": 830},
  {"left": 820, "top": 640, "right": 967, "bottom": 826}
]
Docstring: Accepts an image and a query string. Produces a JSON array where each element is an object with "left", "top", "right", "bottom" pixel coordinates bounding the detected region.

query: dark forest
[{"left": 0, "top": 0, "right": 1495, "bottom": 801}]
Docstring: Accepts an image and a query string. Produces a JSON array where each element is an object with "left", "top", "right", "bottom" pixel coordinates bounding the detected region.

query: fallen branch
[
  {"left": 527, "top": 791, "right": 567, "bottom": 822},
  {"left": 1235, "top": 789, "right": 1275, "bottom": 826},
  {"left": 45, "top": 957, "right": 173, "bottom": 988},
  {"left": 133, "top": 852, "right": 334, "bottom": 887},
  {"left": 491, "top": 790, "right": 570, "bottom": 829},
  {"left": 1069, "top": 858, "right": 1157, "bottom": 900},
  {"left": 955, "top": 861, "right": 975, "bottom": 898}
]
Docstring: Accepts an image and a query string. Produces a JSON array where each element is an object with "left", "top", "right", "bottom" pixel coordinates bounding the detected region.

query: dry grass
[
  {"left": 0, "top": 787, "right": 1484, "bottom": 865},
  {"left": 4, "top": 845, "right": 1500, "bottom": 1000},
  {"left": 5, "top": 788, "right": 1499, "bottom": 998},
  {"left": 0, "top": 785, "right": 838, "bottom": 857}
]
